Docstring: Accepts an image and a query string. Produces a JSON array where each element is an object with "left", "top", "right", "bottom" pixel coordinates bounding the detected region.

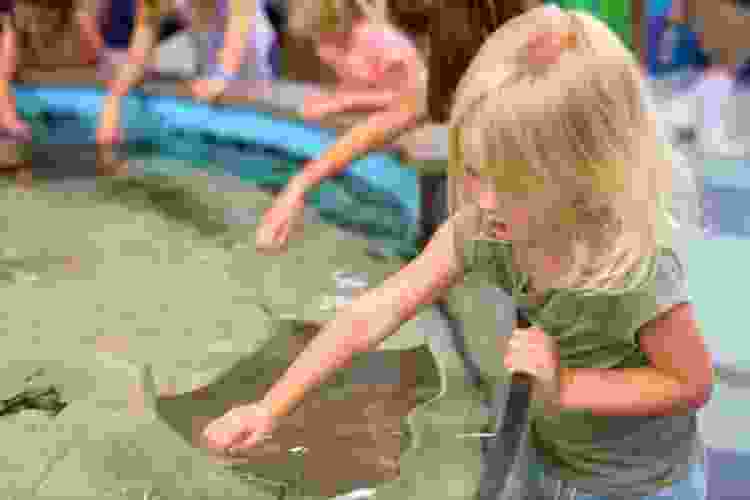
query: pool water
[
  {"left": 19, "top": 109, "right": 421, "bottom": 259},
  {"left": 0, "top": 106, "right": 441, "bottom": 499},
  {"left": 0, "top": 147, "right": 445, "bottom": 499}
]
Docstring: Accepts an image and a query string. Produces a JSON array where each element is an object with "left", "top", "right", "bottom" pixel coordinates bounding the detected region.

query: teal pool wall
[{"left": 12, "top": 84, "right": 422, "bottom": 257}]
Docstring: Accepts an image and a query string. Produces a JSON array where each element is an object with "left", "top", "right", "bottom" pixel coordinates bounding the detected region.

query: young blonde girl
[{"left": 206, "top": 6, "right": 713, "bottom": 499}]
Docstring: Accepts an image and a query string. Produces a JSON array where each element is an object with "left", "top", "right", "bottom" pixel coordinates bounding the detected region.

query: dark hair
[
  {"left": 386, "top": 0, "right": 433, "bottom": 38},
  {"left": 426, "top": 0, "right": 528, "bottom": 122},
  {"left": 12, "top": 0, "right": 77, "bottom": 59}
]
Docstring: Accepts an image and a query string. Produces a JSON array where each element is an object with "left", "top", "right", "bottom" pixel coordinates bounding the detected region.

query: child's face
[
  {"left": 463, "top": 165, "right": 533, "bottom": 242},
  {"left": 317, "top": 20, "right": 415, "bottom": 87}
]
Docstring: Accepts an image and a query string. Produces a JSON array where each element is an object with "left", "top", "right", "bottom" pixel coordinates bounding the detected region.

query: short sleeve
[{"left": 652, "top": 249, "right": 691, "bottom": 310}]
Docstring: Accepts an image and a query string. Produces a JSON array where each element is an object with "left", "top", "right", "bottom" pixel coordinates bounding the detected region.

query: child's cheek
[{"left": 462, "top": 176, "right": 481, "bottom": 201}]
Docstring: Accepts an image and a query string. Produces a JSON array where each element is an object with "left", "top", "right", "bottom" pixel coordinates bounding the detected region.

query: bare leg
[
  {"left": 96, "top": 11, "right": 158, "bottom": 145},
  {"left": 0, "top": 23, "right": 30, "bottom": 137}
]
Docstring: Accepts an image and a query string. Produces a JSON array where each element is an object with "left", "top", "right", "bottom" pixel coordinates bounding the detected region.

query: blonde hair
[
  {"left": 449, "top": 5, "right": 673, "bottom": 291},
  {"left": 289, "top": 0, "right": 389, "bottom": 41}
]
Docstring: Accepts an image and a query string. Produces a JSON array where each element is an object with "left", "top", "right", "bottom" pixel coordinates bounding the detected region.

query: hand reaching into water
[
  {"left": 202, "top": 402, "right": 279, "bottom": 455},
  {"left": 256, "top": 187, "right": 306, "bottom": 254},
  {"left": 96, "top": 80, "right": 129, "bottom": 145}
]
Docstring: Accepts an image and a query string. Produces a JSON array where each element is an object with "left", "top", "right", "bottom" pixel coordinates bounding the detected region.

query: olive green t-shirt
[{"left": 461, "top": 228, "right": 703, "bottom": 497}]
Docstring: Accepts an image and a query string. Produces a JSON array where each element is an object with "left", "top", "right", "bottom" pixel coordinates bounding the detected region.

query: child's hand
[
  {"left": 503, "top": 327, "right": 560, "bottom": 397},
  {"left": 190, "top": 78, "right": 228, "bottom": 103},
  {"left": 202, "top": 402, "right": 279, "bottom": 456},
  {"left": 256, "top": 188, "right": 306, "bottom": 254},
  {"left": 301, "top": 92, "right": 338, "bottom": 120}
]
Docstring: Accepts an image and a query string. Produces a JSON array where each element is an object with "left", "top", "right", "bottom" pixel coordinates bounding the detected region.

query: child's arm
[
  {"left": 97, "top": 0, "right": 159, "bottom": 143},
  {"left": 0, "top": 11, "right": 16, "bottom": 84},
  {"left": 558, "top": 302, "right": 714, "bottom": 417},
  {"left": 74, "top": 0, "right": 106, "bottom": 62},
  {"left": 302, "top": 88, "right": 403, "bottom": 120},
  {"left": 0, "top": 8, "right": 30, "bottom": 135},
  {"left": 295, "top": 93, "right": 423, "bottom": 191},
  {"left": 259, "top": 212, "right": 465, "bottom": 419},
  {"left": 219, "top": 0, "right": 256, "bottom": 76},
  {"left": 256, "top": 93, "right": 423, "bottom": 252},
  {"left": 115, "top": 0, "right": 160, "bottom": 85},
  {"left": 189, "top": 0, "right": 258, "bottom": 101}
]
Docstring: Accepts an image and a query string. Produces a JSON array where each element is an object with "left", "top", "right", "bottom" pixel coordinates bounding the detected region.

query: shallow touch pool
[
  {"left": 14, "top": 90, "right": 421, "bottom": 259},
  {"left": 0, "top": 151, "right": 454, "bottom": 499}
]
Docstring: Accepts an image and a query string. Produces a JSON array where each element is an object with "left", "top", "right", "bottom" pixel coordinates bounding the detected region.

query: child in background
[
  {"left": 0, "top": 0, "right": 108, "bottom": 137},
  {"left": 96, "top": 0, "right": 277, "bottom": 144},
  {"left": 205, "top": 6, "right": 713, "bottom": 499},
  {"left": 256, "top": 0, "right": 428, "bottom": 253}
]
